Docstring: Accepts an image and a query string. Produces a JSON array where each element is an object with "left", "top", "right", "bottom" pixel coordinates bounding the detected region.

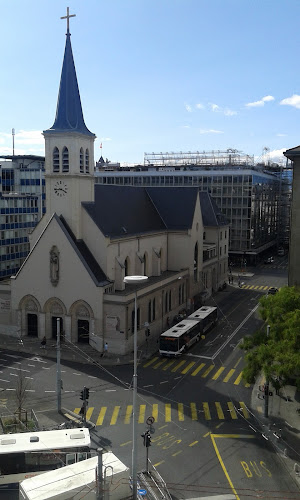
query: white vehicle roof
[
  {"left": 0, "top": 428, "right": 90, "bottom": 454},
  {"left": 160, "top": 319, "right": 199, "bottom": 338},
  {"left": 188, "top": 306, "right": 217, "bottom": 320}
]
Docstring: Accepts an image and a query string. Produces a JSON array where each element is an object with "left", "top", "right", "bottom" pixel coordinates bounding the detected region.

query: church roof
[
  {"left": 44, "top": 32, "right": 95, "bottom": 137},
  {"left": 199, "top": 192, "right": 228, "bottom": 226},
  {"left": 82, "top": 186, "right": 222, "bottom": 238}
]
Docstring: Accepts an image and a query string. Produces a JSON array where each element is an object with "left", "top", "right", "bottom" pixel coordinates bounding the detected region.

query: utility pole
[
  {"left": 264, "top": 325, "right": 270, "bottom": 418},
  {"left": 96, "top": 447, "right": 103, "bottom": 500},
  {"left": 56, "top": 318, "right": 61, "bottom": 413}
]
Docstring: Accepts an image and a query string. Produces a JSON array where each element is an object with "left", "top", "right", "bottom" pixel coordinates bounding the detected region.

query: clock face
[{"left": 54, "top": 180, "right": 68, "bottom": 197}]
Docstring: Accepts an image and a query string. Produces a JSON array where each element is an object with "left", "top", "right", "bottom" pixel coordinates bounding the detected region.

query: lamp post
[
  {"left": 56, "top": 317, "right": 61, "bottom": 413},
  {"left": 123, "top": 275, "right": 148, "bottom": 500}
]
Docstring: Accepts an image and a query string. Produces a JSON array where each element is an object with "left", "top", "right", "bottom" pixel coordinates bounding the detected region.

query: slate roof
[
  {"left": 82, "top": 185, "right": 226, "bottom": 238},
  {"left": 58, "top": 215, "right": 109, "bottom": 286},
  {"left": 44, "top": 32, "right": 94, "bottom": 137},
  {"left": 199, "top": 192, "right": 228, "bottom": 226}
]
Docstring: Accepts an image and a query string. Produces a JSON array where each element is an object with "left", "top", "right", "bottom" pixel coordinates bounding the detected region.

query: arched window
[
  {"left": 53, "top": 147, "right": 59, "bottom": 172},
  {"left": 62, "top": 147, "right": 69, "bottom": 172},
  {"left": 80, "top": 148, "right": 84, "bottom": 173},
  {"left": 168, "top": 291, "right": 172, "bottom": 311},
  {"left": 152, "top": 298, "right": 156, "bottom": 321},
  {"left": 165, "top": 291, "right": 168, "bottom": 314},
  {"left": 194, "top": 242, "right": 198, "bottom": 282},
  {"left": 85, "top": 149, "right": 89, "bottom": 173}
]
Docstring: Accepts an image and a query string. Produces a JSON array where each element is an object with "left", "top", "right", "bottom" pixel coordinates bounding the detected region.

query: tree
[
  {"left": 14, "top": 373, "right": 31, "bottom": 421},
  {"left": 240, "top": 286, "right": 300, "bottom": 389}
]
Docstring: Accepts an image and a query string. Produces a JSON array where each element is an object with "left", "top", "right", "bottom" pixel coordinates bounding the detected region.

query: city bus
[
  {"left": 0, "top": 427, "right": 91, "bottom": 488},
  {"left": 159, "top": 306, "right": 218, "bottom": 356}
]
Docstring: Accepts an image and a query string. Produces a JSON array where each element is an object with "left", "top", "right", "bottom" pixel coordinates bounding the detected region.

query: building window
[
  {"left": 80, "top": 148, "right": 84, "bottom": 173},
  {"left": 148, "top": 301, "right": 152, "bottom": 323},
  {"left": 85, "top": 149, "right": 89, "bottom": 173},
  {"left": 152, "top": 298, "right": 156, "bottom": 321},
  {"left": 203, "top": 232, "right": 206, "bottom": 241},
  {"left": 53, "top": 147, "right": 59, "bottom": 172},
  {"left": 168, "top": 291, "right": 172, "bottom": 311},
  {"left": 62, "top": 147, "right": 69, "bottom": 172},
  {"left": 220, "top": 231, "right": 222, "bottom": 240}
]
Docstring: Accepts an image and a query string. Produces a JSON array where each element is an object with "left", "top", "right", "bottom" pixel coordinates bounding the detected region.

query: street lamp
[{"left": 123, "top": 275, "right": 148, "bottom": 499}]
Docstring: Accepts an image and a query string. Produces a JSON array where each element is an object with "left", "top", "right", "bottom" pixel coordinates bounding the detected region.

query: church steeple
[{"left": 44, "top": 8, "right": 94, "bottom": 137}]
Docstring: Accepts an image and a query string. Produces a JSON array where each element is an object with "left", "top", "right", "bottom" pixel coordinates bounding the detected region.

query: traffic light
[
  {"left": 141, "top": 431, "right": 151, "bottom": 447},
  {"left": 80, "top": 389, "right": 84, "bottom": 401},
  {"left": 85, "top": 388, "right": 90, "bottom": 400}
]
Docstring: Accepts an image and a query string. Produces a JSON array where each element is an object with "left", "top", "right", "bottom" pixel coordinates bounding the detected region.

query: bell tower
[{"left": 43, "top": 8, "right": 96, "bottom": 240}]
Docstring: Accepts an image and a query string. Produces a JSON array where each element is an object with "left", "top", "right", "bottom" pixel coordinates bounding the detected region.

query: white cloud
[
  {"left": 16, "top": 130, "right": 44, "bottom": 145},
  {"left": 280, "top": 94, "right": 300, "bottom": 109},
  {"left": 199, "top": 129, "right": 223, "bottom": 134},
  {"left": 210, "top": 103, "right": 220, "bottom": 112},
  {"left": 182, "top": 125, "right": 191, "bottom": 128},
  {"left": 224, "top": 108, "right": 237, "bottom": 116},
  {"left": 245, "top": 95, "right": 275, "bottom": 107},
  {"left": 269, "top": 148, "right": 287, "bottom": 160},
  {"left": 196, "top": 103, "right": 204, "bottom": 109},
  {"left": 185, "top": 104, "right": 192, "bottom": 113},
  {"left": 276, "top": 133, "right": 287, "bottom": 137},
  {"left": 208, "top": 102, "right": 237, "bottom": 116},
  {"left": 99, "top": 137, "right": 112, "bottom": 142}
]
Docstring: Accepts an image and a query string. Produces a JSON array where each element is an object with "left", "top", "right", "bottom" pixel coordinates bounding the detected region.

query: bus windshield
[{"left": 159, "top": 336, "right": 179, "bottom": 352}]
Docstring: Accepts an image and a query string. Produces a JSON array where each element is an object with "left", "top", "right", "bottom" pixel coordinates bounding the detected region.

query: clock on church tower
[{"left": 54, "top": 180, "right": 68, "bottom": 197}]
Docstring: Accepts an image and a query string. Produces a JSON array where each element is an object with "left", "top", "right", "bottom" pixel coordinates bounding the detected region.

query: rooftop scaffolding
[{"left": 144, "top": 149, "right": 254, "bottom": 167}]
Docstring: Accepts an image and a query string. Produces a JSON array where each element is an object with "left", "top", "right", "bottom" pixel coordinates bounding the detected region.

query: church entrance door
[
  {"left": 78, "top": 320, "right": 89, "bottom": 343},
  {"left": 27, "top": 314, "right": 38, "bottom": 337},
  {"left": 52, "top": 317, "right": 64, "bottom": 340}
]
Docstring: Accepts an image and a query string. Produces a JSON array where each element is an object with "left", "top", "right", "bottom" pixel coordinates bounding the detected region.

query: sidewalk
[{"left": 251, "top": 373, "right": 300, "bottom": 488}]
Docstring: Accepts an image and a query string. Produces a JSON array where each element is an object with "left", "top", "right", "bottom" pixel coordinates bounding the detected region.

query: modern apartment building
[{"left": 0, "top": 155, "right": 45, "bottom": 279}]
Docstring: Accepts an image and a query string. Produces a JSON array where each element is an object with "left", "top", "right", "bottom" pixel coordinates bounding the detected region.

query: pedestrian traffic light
[
  {"left": 85, "top": 388, "right": 90, "bottom": 400},
  {"left": 141, "top": 431, "right": 151, "bottom": 447}
]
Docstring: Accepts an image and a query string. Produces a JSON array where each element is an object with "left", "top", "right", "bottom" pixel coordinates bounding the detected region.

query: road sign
[
  {"left": 146, "top": 416, "right": 155, "bottom": 425},
  {"left": 138, "top": 489, "right": 147, "bottom": 496}
]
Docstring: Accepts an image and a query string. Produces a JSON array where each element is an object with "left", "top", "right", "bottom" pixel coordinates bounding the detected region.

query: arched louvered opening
[
  {"left": 85, "top": 149, "right": 89, "bottom": 173},
  {"left": 80, "top": 148, "right": 84, "bottom": 173},
  {"left": 62, "top": 147, "right": 69, "bottom": 172},
  {"left": 53, "top": 147, "right": 59, "bottom": 172}
]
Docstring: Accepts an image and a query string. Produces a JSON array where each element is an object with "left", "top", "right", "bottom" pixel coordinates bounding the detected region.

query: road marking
[
  {"left": 72, "top": 372, "right": 81, "bottom": 376},
  {"left": 6, "top": 388, "right": 16, "bottom": 391},
  {"left": 181, "top": 361, "right": 196, "bottom": 374},
  {"left": 171, "top": 360, "right": 186, "bottom": 372},
  {"left": 42, "top": 367, "right": 50, "bottom": 370},
  {"left": 25, "top": 389, "right": 35, "bottom": 392},
  {"left": 153, "top": 461, "right": 164, "bottom": 467},
  {"left": 239, "top": 402, "right": 250, "bottom": 419},
  {"left": 110, "top": 406, "right": 120, "bottom": 425},
  {"left": 152, "top": 404, "right": 158, "bottom": 422},
  {"left": 124, "top": 405, "right": 133, "bottom": 424},
  {"left": 172, "top": 451, "right": 182, "bottom": 457},
  {"left": 201, "top": 365, "right": 215, "bottom": 378},
  {"left": 223, "top": 369, "right": 235, "bottom": 383},
  {"left": 120, "top": 441, "right": 132, "bottom": 447},
  {"left": 189, "top": 441, "right": 198, "bottom": 447},
  {"left": 138, "top": 405, "right": 146, "bottom": 423},
  {"left": 96, "top": 407, "right": 106, "bottom": 426},
  {"left": 191, "top": 362, "right": 205, "bottom": 376},
  {"left": 233, "top": 372, "right": 243, "bottom": 385},
  {"left": 28, "top": 364, "right": 35, "bottom": 367},
  {"left": 153, "top": 359, "right": 167, "bottom": 369},
  {"left": 10, "top": 373, "right": 18, "bottom": 377},
  {"left": 143, "top": 357, "right": 158, "bottom": 368},
  {"left": 234, "top": 357, "right": 242, "bottom": 369},
  {"left": 160, "top": 380, "right": 169, "bottom": 384},
  {"left": 190, "top": 402, "right": 197, "bottom": 420},
  {"left": 86, "top": 407, "right": 93, "bottom": 420},
  {"left": 212, "top": 366, "right": 225, "bottom": 380},
  {"left": 88, "top": 375, "right": 97, "bottom": 379},
  {"left": 25, "top": 376, "right": 34, "bottom": 380},
  {"left": 165, "top": 404, "right": 171, "bottom": 422},
  {"left": 215, "top": 402, "right": 225, "bottom": 419},
  {"left": 227, "top": 402, "right": 237, "bottom": 419},
  {"left": 203, "top": 402, "right": 211, "bottom": 420},
  {"left": 45, "top": 390, "right": 55, "bottom": 393},
  {"left": 178, "top": 403, "right": 184, "bottom": 421},
  {"left": 105, "top": 389, "right": 116, "bottom": 392},
  {"left": 143, "top": 384, "right": 153, "bottom": 388},
  {"left": 0, "top": 379, "right": 9, "bottom": 383},
  {"left": 163, "top": 360, "right": 175, "bottom": 370},
  {"left": 203, "top": 432, "right": 210, "bottom": 438}
]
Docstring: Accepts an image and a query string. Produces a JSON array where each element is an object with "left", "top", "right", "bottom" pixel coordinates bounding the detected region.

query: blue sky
[{"left": 1, "top": 0, "right": 300, "bottom": 164}]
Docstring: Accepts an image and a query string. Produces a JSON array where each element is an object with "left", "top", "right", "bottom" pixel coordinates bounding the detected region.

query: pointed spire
[{"left": 45, "top": 31, "right": 94, "bottom": 136}]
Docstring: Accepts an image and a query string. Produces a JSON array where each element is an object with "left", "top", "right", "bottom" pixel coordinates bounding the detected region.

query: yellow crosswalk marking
[
  {"left": 165, "top": 404, "right": 171, "bottom": 422},
  {"left": 74, "top": 407, "right": 80, "bottom": 414},
  {"left": 143, "top": 357, "right": 158, "bottom": 368},
  {"left": 124, "top": 405, "right": 132, "bottom": 424},
  {"left": 152, "top": 404, "right": 158, "bottom": 422},
  {"left": 263, "top": 286, "right": 268, "bottom": 290},
  {"left": 234, "top": 372, "right": 243, "bottom": 385},
  {"left": 190, "top": 402, "right": 197, "bottom": 420},
  {"left": 110, "top": 406, "right": 120, "bottom": 425},
  {"left": 153, "top": 359, "right": 167, "bottom": 369},
  {"left": 239, "top": 402, "right": 250, "bottom": 419},
  {"left": 86, "top": 407, "right": 93, "bottom": 420},
  {"left": 215, "top": 402, "right": 225, "bottom": 419},
  {"left": 163, "top": 359, "right": 176, "bottom": 371},
  {"left": 138, "top": 405, "right": 146, "bottom": 423},
  {"left": 191, "top": 362, "right": 205, "bottom": 376},
  {"left": 223, "top": 369, "right": 235, "bottom": 382},
  {"left": 181, "top": 361, "right": 196, "bottom": 374},
  {"left": 244, "top": 381, "right": 251, "bottom": 388},
  {"left": 258, "top": 286, "right": 264, "bottom": 290},
  {"left": 253, "top": 285, "right": 259, "bottom": 289},
  {"left": 203, "top": 402, "right": 211, "bottom": 420},
  {"left": 178, "top": 403, "right": 184, "bottom": 421},
  {"left": 96, "top": 407, "right": 106, "bottom": 426},
  {"left": 249, "top": 285, "right": 254, "bottom": 289},
  {"left": 171, "top": 360, "right": 186, "bottom": 372},
  {"left": 227, "top": 402, "right": 237, "bottom": 419},
  {"left": 201, "top": 365, "right": 215, "bottom": 378},
  {"left": 212, "top": 366, "right": 225, "bottom": 380}
]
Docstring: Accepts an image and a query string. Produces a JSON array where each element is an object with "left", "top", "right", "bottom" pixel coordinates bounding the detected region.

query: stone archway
[
  {"left": 43, "top": 298, "right": 67, "bottom": 341},
  {"left": 69, "top": 301, "right": 94, "bottom": 344},
  {"left": 19, "top": 295, "right": 41, "bottom": 338}
]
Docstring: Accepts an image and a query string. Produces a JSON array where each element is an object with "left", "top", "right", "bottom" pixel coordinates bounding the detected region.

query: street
[{"left": 1, "top": 262, "right": 299, "bottom": 499}]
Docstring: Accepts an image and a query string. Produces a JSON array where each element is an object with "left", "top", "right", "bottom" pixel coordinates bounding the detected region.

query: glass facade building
[{"left": 0, "top": 155, "right": 45, "bottom": 279}]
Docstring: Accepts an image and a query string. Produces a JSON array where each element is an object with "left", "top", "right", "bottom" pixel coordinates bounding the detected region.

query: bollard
[{"left": 294, "top": 463, "right": 300, "bottom": 475}]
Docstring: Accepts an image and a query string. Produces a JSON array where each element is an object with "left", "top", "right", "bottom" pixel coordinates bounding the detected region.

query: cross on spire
[{"left": 61, "top": 7, "right": 76, "bottom": 33}]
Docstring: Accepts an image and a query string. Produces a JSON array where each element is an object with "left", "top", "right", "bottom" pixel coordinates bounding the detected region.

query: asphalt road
[{"left": 1, "top": 262, "right": 299, "bottom": 499}]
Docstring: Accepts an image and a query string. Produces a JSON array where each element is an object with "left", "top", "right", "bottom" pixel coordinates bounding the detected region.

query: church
[{"left": 1, "top": 12, "right": 229, "bottom": 355}]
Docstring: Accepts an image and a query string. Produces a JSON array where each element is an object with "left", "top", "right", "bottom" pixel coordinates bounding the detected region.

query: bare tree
[{"left": 14, "top": 373, "right": 31, "bottom": 422}]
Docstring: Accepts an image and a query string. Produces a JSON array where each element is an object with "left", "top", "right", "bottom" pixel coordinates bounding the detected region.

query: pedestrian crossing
[
  {"left": 240, "top": 284, "right": 281, "bottom": 291},
  {"left": 142, "top": 357, "right": 250, "bottom": 387},
  {"left": 74, "top": 401, "right": 251, "bottom": 425}
]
